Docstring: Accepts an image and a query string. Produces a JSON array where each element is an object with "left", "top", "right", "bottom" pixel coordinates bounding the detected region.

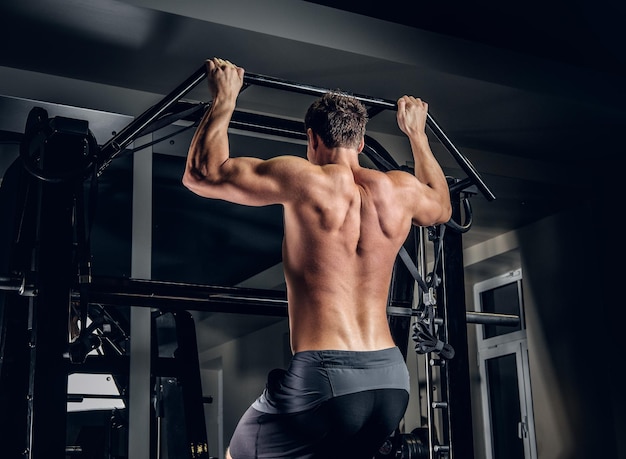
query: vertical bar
[
  {"left": 419, "top": 226, "right": 438, "bottom": 459},
  {"left": 439, "top": 192, "right": 475, "bottom": 459},
  {"left": 217, "top": 369, "right": 224, "bottom": 458},
  {"left": 172, "top": 310, "right": 210, "bottom": 458},
  {"left": 129, "top": 137, "right": 153, "bottom": 459},
  {"left": 0, "top": 161, "right": 34, "bottom": 458},
  {"left": 26, "top": 127, "right": 85, "bottom": 458}
]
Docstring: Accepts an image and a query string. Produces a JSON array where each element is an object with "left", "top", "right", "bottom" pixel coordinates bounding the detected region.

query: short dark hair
[{"left": 304, "top": 92, "right": 368, "bottom": 149}]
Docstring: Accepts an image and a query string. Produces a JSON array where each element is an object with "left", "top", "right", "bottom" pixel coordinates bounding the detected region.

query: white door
[{"left": 474, "top": 270, "right": 537, "bottom": 459}]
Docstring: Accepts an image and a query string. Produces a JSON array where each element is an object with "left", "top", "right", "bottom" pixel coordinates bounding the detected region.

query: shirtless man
[{"left": 183, "top": 58, "right": 451, "bottom": 459}]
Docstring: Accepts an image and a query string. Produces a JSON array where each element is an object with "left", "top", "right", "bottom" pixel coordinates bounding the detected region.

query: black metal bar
[
  {"left": 0, "top": 158, "right": 37, "bottom": 459},
  {"left": 362, "top": 135, "right": 402, "bottom": 172},
  {"left": 230, "top": 110, "right": 306, "bottom": 141},
  {"left": 243, "top": 71, "right": 397, "bottom": 109},
  {"left": 26, "top": 120, "right": 86, "bottom": 458},
  {"left": 67, "top": 394, "right": 124, "bottom": 401},
  {"left": 83, "top": 276, "right": 289, "bottom": 316},
  {"left": 426, "top": 114, "right": 495, "bottom": 201},
  {"left": 387, "top": 306, "right": 520, "bottom": 327},
  {"left": 170, "top": 311, "right": 210, "bottom": 458},
  {"left": 97, "top": 66, "right": 208, "bottom": 175},
  {"left": 466, "top": 311, "right": 519, "bottom": 326},
  {"left": 0, "top": 275, "right": 21, "bottom": 291},
  {"left": 448, "top": 177, "right": 475, "bottom": 197},
  {"left": 82, "top": 276, "right": 416, "bottom": 316}
]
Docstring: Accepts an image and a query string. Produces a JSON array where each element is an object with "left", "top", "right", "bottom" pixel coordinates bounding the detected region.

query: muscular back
[
  {"left": 183, "top": 61, "right": 452, "bottom": 354},
  {"left": 282, "top": 164, "right": 414, "bottom": 353}
]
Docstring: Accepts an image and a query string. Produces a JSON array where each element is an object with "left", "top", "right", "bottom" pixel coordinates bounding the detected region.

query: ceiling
[{"left": 0, "top": 0, "right": 624, "bottom": 297}]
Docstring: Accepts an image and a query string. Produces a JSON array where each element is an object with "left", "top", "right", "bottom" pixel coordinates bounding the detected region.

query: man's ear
[
  {"left": 307, "top": 128, "right": 319, "bottom": 150},
  {"left": 357, "top": 137, "right": 365, "bottom": 153}
]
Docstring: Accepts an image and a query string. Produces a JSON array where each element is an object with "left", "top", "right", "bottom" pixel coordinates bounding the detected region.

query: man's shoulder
[
  {"left": 384, "top": 169, "right": 418, "bottom": 187},
  {"left": 355, "top": 167, "right": 411, "bottom": 187},
  {"left": 267, "top": 154, "right": 310, "bottom": 165},
  {"left": 263, "top": 155, "right": 315, "bottom": 175}
]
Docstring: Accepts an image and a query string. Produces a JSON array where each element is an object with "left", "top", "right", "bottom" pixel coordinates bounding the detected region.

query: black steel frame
[{"left": 0, "top": 64, "right": 500, "bottom": 459}]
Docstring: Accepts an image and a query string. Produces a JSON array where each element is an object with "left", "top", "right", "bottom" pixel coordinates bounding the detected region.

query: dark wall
[{"left": 519, "top": 195, "right": 624, "bottom": 459}]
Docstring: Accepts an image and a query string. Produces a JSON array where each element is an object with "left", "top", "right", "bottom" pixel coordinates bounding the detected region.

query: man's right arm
[
  {"left": 182, "top": 59, "right": 311, "bottom": 207},
  {"left": 396, "top": 95, "right": 452, "bottom": 226}
]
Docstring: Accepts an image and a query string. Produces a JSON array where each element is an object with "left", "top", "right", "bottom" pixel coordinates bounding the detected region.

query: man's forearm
[
  {"left": 409, "top": 133, "right": 447, "bottom": 192},
  {"left": 186, "top": 99, "right": 234, "bottom": 182}
]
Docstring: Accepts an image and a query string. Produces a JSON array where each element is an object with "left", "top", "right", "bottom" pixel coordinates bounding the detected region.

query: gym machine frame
[{"left": 0, "top": 64, "right": 502, "bottom": 459}]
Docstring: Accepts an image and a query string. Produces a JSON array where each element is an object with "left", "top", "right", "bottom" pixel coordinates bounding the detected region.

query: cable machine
[{"left": 0, "top": 64, "right": 505, "bottom": 459}]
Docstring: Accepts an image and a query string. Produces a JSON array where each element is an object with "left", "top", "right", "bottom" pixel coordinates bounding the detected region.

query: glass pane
[
  {"left": 480, "top": 282, "right": 522, "bottom": 339},
  {"left": 487, "top": 354, "right": 524, "bottom": 459}
]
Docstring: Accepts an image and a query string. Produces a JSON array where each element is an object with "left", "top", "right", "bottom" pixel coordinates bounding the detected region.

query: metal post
[
  {"left": 128, "top": 136, "right": 153, "bottom": 459},
  {"left": 0, "top": 160, "right": 34, "bottom": 458},
  {"left": 25, "top": 118, "right": 89, "bottom": 458},
  {"left": 419, "top": 227, "right": 439, "bottom": 459},
  {"left": 171, "top": 310, "right": 210, "bottom": 458}
]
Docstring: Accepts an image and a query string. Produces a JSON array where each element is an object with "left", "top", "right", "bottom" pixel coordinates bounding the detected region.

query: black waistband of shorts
[{"left": 290, "top": 347, "right": 404, "bottom": 369}]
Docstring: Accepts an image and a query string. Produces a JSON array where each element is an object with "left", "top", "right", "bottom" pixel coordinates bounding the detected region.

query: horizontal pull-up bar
[
  {"left": 98, "top": 64, "right": 495, "bottom": 201},
  {"left": 242, "top": 72, "right": 396, "bottom": 110}
]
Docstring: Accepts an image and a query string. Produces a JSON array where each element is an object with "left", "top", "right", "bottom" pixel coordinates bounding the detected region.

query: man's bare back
[
  {"left": 184, "top": 59, "right": 450, "bottom": 354},
  {"left": 282, "top": 163, "right": 417, "bottom": 353},
  {"left": 183, "top": 58, "right": 451, "bottom": 459}
]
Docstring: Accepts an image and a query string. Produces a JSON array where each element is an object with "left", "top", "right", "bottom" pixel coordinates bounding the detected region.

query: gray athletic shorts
[{"left": 229, "top": 347, "right": 410, "bottom": 459}]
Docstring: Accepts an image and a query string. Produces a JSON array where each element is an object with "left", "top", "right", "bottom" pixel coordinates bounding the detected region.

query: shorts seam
[{"left": 321, "top": 355, "right": 336, "bottom": 396}]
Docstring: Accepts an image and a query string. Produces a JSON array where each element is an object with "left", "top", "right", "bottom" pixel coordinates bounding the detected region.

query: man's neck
[{"left": 317, "top": 147, "right": 360, "bottom": 168}]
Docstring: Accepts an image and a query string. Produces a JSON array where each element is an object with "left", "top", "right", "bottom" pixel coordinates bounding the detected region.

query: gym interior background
[{"left": 0, "top": 1, "right": 623, "bottom": 458}]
